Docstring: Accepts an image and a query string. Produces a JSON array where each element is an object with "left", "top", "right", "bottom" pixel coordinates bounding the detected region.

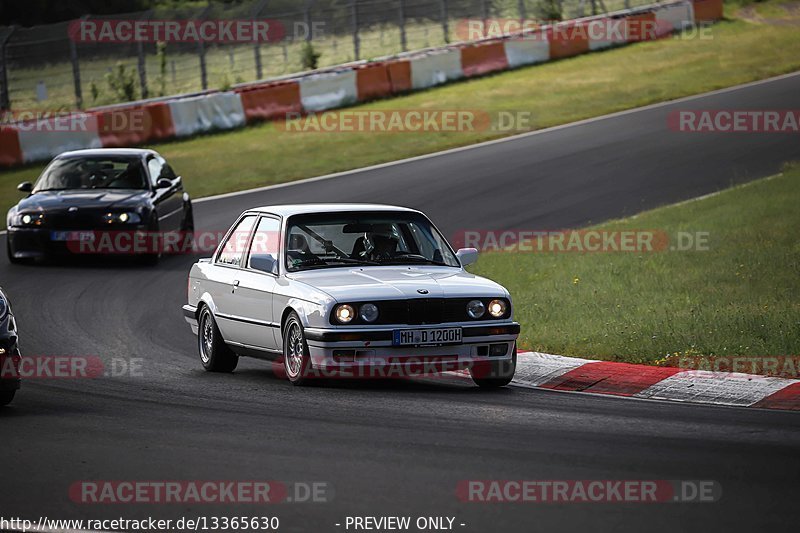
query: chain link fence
[{"left": 0, "top": 0, "right": 656, "bottom": 112}]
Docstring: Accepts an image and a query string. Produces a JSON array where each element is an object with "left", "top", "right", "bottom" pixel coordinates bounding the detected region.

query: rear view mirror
[
  {"left": 156, "top": 178, "right": 172, "bottom": 189},
  {"left": 456, "top": 247, "right": 479, "bottom": 267},
  {"left": 17, "top": 181, "right": 33, "bottom": 193}
]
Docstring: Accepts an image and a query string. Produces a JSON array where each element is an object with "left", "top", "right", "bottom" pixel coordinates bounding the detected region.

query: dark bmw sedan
[
  {"left": 0, "top": 286, "right": 20, "bottom": 406},
  {"left": 6, "top": 148, "right": 193, "bottom": 264}
]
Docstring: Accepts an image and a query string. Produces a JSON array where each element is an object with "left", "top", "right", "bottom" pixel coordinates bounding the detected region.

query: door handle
[{"left": 232, "top": 280, "right": 240, "bottom": 293}]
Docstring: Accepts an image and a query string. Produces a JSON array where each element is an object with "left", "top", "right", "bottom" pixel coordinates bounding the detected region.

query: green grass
[
  {"left": 3, "top": 1, "right": 800, "bottom": 229},
  {"left": 470, "top": 164, "right": 800, "bottom": 364}
]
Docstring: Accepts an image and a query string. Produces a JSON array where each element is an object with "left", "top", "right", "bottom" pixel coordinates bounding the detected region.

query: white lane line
[{"left": 193, "top": 70, "right": 800, "bottom": 205}]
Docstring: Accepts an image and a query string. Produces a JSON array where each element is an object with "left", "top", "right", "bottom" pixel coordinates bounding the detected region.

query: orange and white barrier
[
  {"left": 298, "top": 69, "right": 358, "bottom": 112},
  {"left": 168, "top": 92, "right": 245, "bottom": 138},
  {"left": 503, "top": 34, "right": 550, "bottom": 68},
  {"left": 409, "top": 49, "right": 463, "bottom": 90},
  {"left": 0, "top": 1, "right": 725, "bottom": 168}
]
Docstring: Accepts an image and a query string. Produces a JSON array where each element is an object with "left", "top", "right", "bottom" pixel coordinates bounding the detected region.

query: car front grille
[{"left": 332, "top": 298, "right": 510, "bottom": 326}]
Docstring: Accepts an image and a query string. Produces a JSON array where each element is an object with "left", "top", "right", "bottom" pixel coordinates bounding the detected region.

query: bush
[
  {"left": 301, "top": 41, "right": 321, "bottom": 71},
  {"left": 105, "top": 62, "right": 137, "bottom": 102}
]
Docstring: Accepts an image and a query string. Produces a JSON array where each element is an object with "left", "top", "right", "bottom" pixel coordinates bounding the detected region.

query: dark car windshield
[
  {"left": 285, "top": 211, "right": 460, "bottom": 272},
  {"left": 34, "top": 156, "right": 148, "bottom": 192}
]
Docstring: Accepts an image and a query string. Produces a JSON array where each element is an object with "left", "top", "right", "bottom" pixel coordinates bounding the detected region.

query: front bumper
[
  {"left": 303, "top": 323, "right": 520, "bottom": 373},
  {"left": 7, "top": 226, "right": 150, "bottom": 259}
]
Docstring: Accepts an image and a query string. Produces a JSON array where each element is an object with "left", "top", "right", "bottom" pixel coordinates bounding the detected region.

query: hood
[
  {"left": 16, "top": 190, "right": 150, "bottom": 212},
  {"left": 288, "top": 266, "right": 508, "bottom": 302}
]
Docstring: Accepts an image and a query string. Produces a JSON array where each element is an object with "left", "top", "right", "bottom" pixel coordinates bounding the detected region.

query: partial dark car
[
  {"left": 0, "top": 287, "right": 20, "bottom": 406},
  {"left": 6, "top": 148, "right": 193, "bottom": 264}
]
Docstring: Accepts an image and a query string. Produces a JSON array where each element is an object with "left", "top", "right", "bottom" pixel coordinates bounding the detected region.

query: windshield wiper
[{"left": 380, "top": 253, "right": 448, "bottom": 266}]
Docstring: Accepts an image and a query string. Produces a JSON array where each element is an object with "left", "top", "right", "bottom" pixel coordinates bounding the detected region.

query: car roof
[
  {"left": 55, "top": 148, "right": 158, "bottom": 160},
  {"left": 246, "top": 204, "right": 422, "bottom": 217}
]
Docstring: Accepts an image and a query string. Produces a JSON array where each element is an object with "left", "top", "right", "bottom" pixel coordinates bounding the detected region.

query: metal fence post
[
  {"left": 351, "top": 0, "right": 360, "bottom": 61},
  {"left": 398, "top": 0, "right": 407, "bottom": 52},
  {"left": 137, "top": 10, "right": 152, "bottom": 99},
  {"left": 304, "top": 3, "right": 313, "bottom": 41},
  {"left": 252, "top": 0, "right": 269, "bottom": 81},
  {"left": 0, "top": 26, "right": 14, "bottom": 111},
  {"left": 481, "top": 0, "right": 489, "bottom": 28},
  {"left": 440, "top": 0, "right": 449, "bottom": 43},
  {"left": 517, "top": 0, "right": 527, "bottom": 23},
  {"left": 197, "top": 7, "right": 211, "bottom": 91},
  {"left": 70, "top": 16, "right": 88, "bottom": 109}
]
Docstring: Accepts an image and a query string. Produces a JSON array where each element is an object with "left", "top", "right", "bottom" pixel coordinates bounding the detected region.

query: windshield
[
  {"left": 34, "top": 156, "right": 148, "bottom": 192},
  {"left": 285, "top": 211, "right": 460, "bottom": 272}
]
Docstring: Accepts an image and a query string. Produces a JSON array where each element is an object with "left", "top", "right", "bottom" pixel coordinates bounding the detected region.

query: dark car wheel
[
  {"left": 181, "top": 205, "right": 195, "bottom": 253},
  {"left": 470, "top": 346, "right": 517, "bottom": 388},
  {"left": 283, "top": 312, "right": 313, "bottom": 385},
  {"left": 0, "top": 390, "right": 15, "bottom": 406},
  {"left": 139, "top": 215, "right": 161, "bottom": 266},
  {"left": 6, "top": 238, "right": 21, "bottom": 265},
  {"left": 198, "top": 306, "right": 238, "bottom": 373}
]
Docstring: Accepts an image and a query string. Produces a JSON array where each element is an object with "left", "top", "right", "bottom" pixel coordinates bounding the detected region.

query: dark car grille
[
  {"left": 330, "top": 298, "right": 511, "bottom": 326},
  {"left": 41, "top": 210, "right": 107, "bottom": 229}
]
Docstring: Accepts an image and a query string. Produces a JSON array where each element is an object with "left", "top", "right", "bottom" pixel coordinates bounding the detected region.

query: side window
[
  {"left": 147, "top": 157, "right": 163, "bottom": 187},
  {"left": 217, "top": 215, "right": 257, "bottom": 267},
  {"left": 248, "top": 217, "right": 281, "bottom": 273},
  {"left": 158, "top": 156, "right": 176, "bottom": 180}
]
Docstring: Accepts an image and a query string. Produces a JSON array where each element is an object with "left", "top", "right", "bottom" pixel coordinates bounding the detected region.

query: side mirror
[
  {"left": 156, "top": 178, "right": 172, "bottom": 189},
  {"left": 17, "top": 181, "right": 33, "bottom": 193},
  {"left": 456, "top": 247, "right": 479, "bottom": 267},
  {"left": 250, "top": 254, "right": 278, "bottom": 274}
]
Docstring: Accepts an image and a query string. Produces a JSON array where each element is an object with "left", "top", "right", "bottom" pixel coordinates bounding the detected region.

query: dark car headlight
[
  {"left": 0, "top": 293, "right": 8, "bottom": 320},
  {"left": 103, "top": 212, "right": 142, "bottom": 224},
  {"left": 359, "top": 303, "right": 379, "bottom": 323},
  {"left": 14, "top": 213, "right": 44, "bottom": 226}
]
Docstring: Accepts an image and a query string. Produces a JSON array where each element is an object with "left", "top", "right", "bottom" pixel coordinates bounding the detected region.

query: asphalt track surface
[{"left": 2, "top": 73, "right": 800, "bottom": 533}]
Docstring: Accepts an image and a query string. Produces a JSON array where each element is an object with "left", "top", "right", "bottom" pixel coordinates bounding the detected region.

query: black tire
[
  {"left": 470, "top": 346, "right": 517, "bottom": 388},
  {"left": 6, "top": 238, "right": 21, "bottom": 265},
  {"left": 197, "top": 306, "right": 238, "bottom": 372},
  {"left": 180, "top": 205, "right": 195, "bottom": 254},
  {"left": 282, "top": 312, "right": 313, "bottom": 385},
  {"left": 0, "top": 390, "right": 15, "bottom": 406},
  {"left": 138, "top": 215, "right": 161, "bottom": 265}
]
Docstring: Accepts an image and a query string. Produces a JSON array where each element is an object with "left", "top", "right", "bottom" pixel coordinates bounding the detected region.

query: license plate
[
  {"left": 50, "top": 231, "right": 95, "bottom": 242},
  {"left": 392, "top": 327, "right": 462, "bottom": 346}
]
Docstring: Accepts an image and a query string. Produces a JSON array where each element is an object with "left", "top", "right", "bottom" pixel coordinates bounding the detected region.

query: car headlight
[
  {"left": 359, "top": 303, "right": 379, "bottom": 323},
  {"left": 16, "top": 213, "right": 44, "bottom": 226},
  {"left": 103, "top": 212, "right": 141, "bottom": 224},
  {"left": 466, "top": 299, "right": 485, "bottom": 319},
  {"left": 0, "top": 294, "right": 8, "bottom": 319},
  {"left": 334, "top": 304, "right": 356, "bottom": 324},
  {"left": 488, "top": 299, "right": 508, "bottom": 318}
]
